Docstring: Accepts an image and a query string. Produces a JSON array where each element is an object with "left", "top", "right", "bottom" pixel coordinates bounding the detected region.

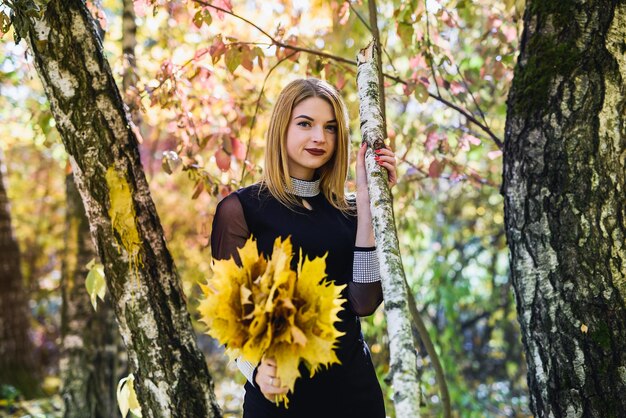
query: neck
[{"left": 288, "top": 176, "right": 320, "bottom": 197}]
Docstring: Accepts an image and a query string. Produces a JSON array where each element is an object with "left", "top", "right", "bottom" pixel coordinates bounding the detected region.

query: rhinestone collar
[{"left": 289, "top": 177, "right": 321, "bottom": 197}]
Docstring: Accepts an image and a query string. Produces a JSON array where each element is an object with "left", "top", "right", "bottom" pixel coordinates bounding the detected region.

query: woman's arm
[
  {"left": 211, "top": 193, "right": 259, "bottom": 385},
  {"left": 349, "top": 142, "right": 397, "bottom": 316},
  {"left": 210, "top": 193, "right": 288, "bottom": 400},
  {"left": 211, "top": 193, "right": 249, "bottom": 263}
]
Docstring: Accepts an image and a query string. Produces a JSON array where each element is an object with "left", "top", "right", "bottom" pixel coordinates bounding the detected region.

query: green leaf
[
  {"left": 192, "top": 9, "right": 212, "bottom": 29},
  {"left": 225, "top": 47, "right": 242, "bottom": 74},
  {"left": 397, "top": 22, "right": 414, "bottom": 47},
  {"left": 414, "top": 83, "right": 429, "bottom": 103},
  {"left": 85, "top": 258, "right": 106, "bottom": 311},
  {"left": 0, "top": 11, "right": 11, "bottom": 38},
  {"left": 252, "top": 46, "right": 264, "bottom": 70}
]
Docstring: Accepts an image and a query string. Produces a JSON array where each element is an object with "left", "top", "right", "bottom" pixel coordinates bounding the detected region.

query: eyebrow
[{"left": 293, "top": 115, "right": 337, "bottom": 123}]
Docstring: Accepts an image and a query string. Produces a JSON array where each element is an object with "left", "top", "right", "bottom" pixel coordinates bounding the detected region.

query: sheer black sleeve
[
  {"left": 210, "top": 193, "right": 257, "bottom": 385},
  {"left": 210, "top": 193, "right": 249, "bottom": 263},
  {"left": 348, "top": 248, "right": 384, "bottom": 317}
]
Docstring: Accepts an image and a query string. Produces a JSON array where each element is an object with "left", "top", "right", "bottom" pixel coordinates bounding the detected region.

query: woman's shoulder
[
  {"left": 234, "top": 182, "right": 268, "bottom": 200},
  {"left": 231, "top": 182, "right": 275, "bottom": 211}
]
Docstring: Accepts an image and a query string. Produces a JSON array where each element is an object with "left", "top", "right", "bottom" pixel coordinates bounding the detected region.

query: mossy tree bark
[
  {"left": 357, "top": 41, "right": 421, "bottom": 418},
  {"left": 503, "top": 1, "right": 626, "bottom": 416},
  {"left": 11, "top": 1, "right": 222, "bottom": 416},
  {"left": 0, "top": 150, "right": 40, "bottom": 397},
  {"left": 60, "top": 173, "right": 119, "bottom": 418}
]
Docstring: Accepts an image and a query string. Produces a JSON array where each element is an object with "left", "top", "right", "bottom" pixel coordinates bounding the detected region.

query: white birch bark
[
  {"left": 357, "top": 41, "right": 421, "bottom": 418},
  {"left": 11, "top": 2, "right": 222, "bottom": 416},
  {"left": 503, "top": 1, "right": 626, "bottom": 415}
]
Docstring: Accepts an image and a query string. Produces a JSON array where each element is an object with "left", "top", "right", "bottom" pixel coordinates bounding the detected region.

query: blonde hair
[{"left": 261, "top": 78, "right": 352, "bottom": 212}]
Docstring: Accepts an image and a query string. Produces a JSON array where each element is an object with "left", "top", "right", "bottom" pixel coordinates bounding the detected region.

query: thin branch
[
  {"left": 194, "top": 0, "right": 275, "bottom": 42},
  {"left": 430, "top": 93, "right": 503, "bottom": 149},
  {"left": 349, "top": 1, "right": 371, "bottom": 31},
  {"left": 460, "top": 302, "right": 508, "bottom": 331},
  {"left": 406, "top": 279, "right": 452, "bottom": 418},
  {"left": 424, "top": 0, "right": 442, "bottom": 98},
  {"left": 239, "top": 50, "right": 299, "bottom": 184},
  {"left": 440, "top": 155, "right": 499, "bottom": 187},
  {"left": 368, "top": 0, "right": 387, "bottom": 140},
  {"left": 229, "top": 41, "right": 273, "bottom": 48},
  {"left": 138, "top": 48, "right": 210, "bottom": 99},
  {"left": 350, "top": 1, "right": 400, "bottom": 77},
  {"left": 455, "top": 63, "right": 489, "bottom": 128},
  {"left": 189, "top": 0, "right": 504, "bottom": 148},
  {"left": 381, "top": 40, "right": 400, "bottom": 76}
]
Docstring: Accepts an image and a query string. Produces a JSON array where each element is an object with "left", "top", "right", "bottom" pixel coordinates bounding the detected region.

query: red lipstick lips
[{"left": 305, "top": 148, "right": 325, "bottom": 156}]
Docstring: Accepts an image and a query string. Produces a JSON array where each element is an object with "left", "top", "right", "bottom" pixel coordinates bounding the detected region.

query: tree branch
[
  {"left": 239, "top": 50, "right": 299, "bottom": 184},
  {"left": 406, "top": 280, "right": 452, "bottom": 418},
  {"left": 190, "top": 0, "right": 503, "bottom": 148},
  {"left": 368, "top": 0, "right": 387, "bottom": 145}
]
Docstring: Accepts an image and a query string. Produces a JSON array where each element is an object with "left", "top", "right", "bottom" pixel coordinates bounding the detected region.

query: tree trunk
[
  {"left": 122, "top": 0, "right": 141, "bottom": 128},
  {"left": 357, "top": 41, "right": 421, "bottom": 418},
  {"left": 0, "top": 150, "right": 40, "bottom": 397},
  {"left": 503, "top": 1, "right": 626, "bottom": 416},
  {"left": 60, "top": 172, "right": 119, "bottom": 418},
  {"left": 12, "top": 2, "right": 222, "bottom": 416}
]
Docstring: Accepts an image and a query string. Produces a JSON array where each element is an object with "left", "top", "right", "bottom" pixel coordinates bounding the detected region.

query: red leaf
[
  {"left": 212, "top": 0, "right": 233, "bottom": 20},
  {"left": 209, "top": 36, "right": 226, "bottom": 64},
  {"left": 428, "top": 159, "right": 444, "bottom": 178},
  {"left": 231, "top": 137, "right": 246, "bottom": 160},
  {"left": 215, "top": 148, "right": 231, "bottom": 172},
  {"left": 339, "top": 2, "right": 350, "bottom": 25},
  {"left": 402, "top": 81, "right": 415, "bottom": 96},
  {"left": 241, "top": 47, "right": 254, "bottom": 71},
  {"left": 335, "top": 71, "right": 346, "bottom": 90}
]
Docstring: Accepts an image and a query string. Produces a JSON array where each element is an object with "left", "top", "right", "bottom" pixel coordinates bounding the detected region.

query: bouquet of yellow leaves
[{"left": 198, "top": 236, "right": 346, "bottom": 407}]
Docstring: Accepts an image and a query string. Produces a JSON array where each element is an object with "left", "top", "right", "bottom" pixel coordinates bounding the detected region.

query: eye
[
  {"left": 325, "top": 125, "right": 338, "bottom": 134},
  {"left": 297, "top": 120, "right": 311, "bottom": 127}
]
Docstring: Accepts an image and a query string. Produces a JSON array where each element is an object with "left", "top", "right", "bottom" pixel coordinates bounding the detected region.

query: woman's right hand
[{"left": 254, "top": 357, "right": 289, "bottom": 402}]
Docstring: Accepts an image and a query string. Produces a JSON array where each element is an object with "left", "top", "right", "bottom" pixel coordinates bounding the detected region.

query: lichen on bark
[
  {"left": 357, "top": 40, "right": 421, "bottom": 418},
  {"left": 503, "top": 1, "right": 626, "bottom": 416},
  {"left": 105, "top": 166, "right": 143, "bottom": 279},
  {"left": 13, "top": 1, "right": 222, "bottom": 416}
]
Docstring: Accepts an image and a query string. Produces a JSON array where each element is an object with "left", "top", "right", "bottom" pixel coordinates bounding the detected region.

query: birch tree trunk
[
  {"left": 503, "top": 1, "right": 626, "bottom": 416},
  {"left": 11, "top": 2, "right": 222, "bottom": 416},
  {"left": 357, "top": 41, "right": 421, "bottom": 418},
  {"left": 0, "top": 150, "right": 40, "bottom": 397},
  {"left": 60, "top": 172, "right": 119, "bottom": 418}
]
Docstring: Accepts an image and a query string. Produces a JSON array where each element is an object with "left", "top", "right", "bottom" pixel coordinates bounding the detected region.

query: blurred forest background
[{"left": 1, "top": 0, "right": 530, "bottom": 416}]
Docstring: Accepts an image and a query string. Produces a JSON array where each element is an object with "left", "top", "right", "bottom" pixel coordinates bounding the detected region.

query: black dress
[{"left": 211, "top": 183, "right": 386, "bottom": 418}]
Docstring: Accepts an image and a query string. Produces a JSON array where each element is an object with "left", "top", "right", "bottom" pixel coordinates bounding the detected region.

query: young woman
[{"left": 211, "top": 78, "right": 396, "bottom": 418}]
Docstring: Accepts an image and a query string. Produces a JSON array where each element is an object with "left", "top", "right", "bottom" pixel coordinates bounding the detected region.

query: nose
[{"left": 311, "top": 125, "right": 326, "bottom": 143}]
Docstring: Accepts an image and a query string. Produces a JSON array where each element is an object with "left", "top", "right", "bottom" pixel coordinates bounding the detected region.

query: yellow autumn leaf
[
  {"left": 198, "top": 236, "right": 346, "bottom": 408},
  {"left": 117, "top": 373, "right": 142, "bottom": 418}
]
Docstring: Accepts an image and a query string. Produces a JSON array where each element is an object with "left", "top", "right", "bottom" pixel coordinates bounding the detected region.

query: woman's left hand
[{"left": 356, "top": 142, "right": 398, "bottom": 190}]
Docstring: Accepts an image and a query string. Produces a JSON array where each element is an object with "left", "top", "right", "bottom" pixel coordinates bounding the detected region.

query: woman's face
[{"left": 285, "top": 96, "right": 337, "bottom": 181}]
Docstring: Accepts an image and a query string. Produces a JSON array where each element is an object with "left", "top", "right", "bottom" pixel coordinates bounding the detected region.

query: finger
[
  {"left": 374, "top": 147, "right": 394, "bottom": 156},
  {"left": 374, "top": 155, "right": 396, "bottom": 164},
  {"left": 356, "top": 143, "right": 366, "bottom": 167},
  {"left": 261, "top": 380, "right": 289, "bottom": 399},
  {"left": 263, "top": 363, "right": 277, "bottom": 373},
  {"left": 263, "top": 357, "right": 277, "bottom": 366},
  {"left": 377, "top": 162, "right": 397, "bottom": 183},
  {"left": 262, "top": 386, "right": 289, "bottom": 402},
  {"left": 266, "top": 375, "right": 282, "bottom": 388}
]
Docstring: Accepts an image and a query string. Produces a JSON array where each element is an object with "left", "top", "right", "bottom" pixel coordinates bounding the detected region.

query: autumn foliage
[{"left": 198, "top": 236, "right": 346, "bottom": 406}]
